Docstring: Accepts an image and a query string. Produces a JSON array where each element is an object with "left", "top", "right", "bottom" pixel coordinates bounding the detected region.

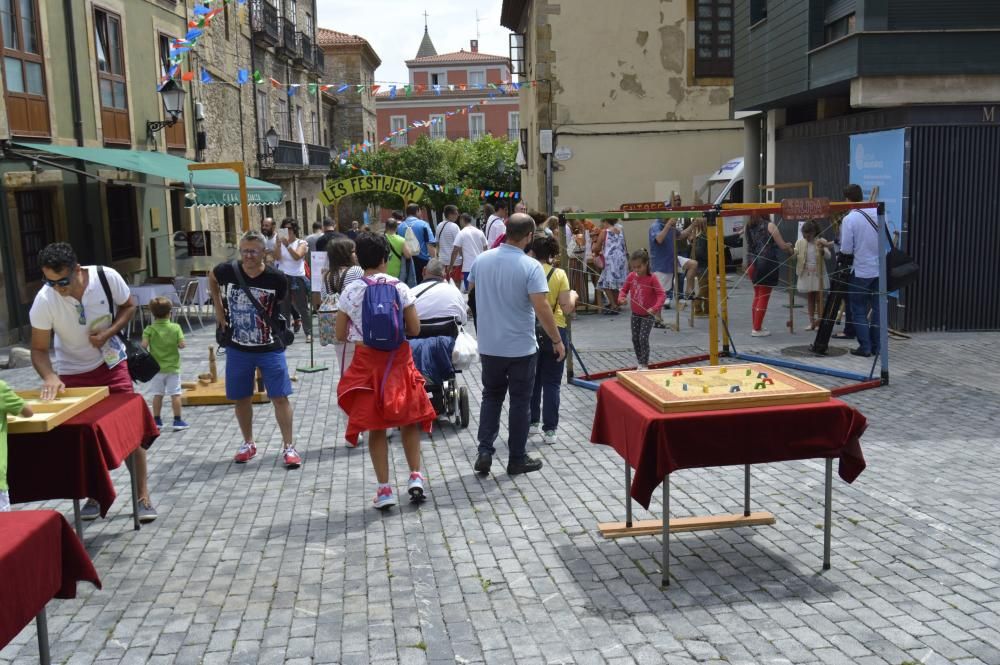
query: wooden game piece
[
  {"left": 702, "top": 385, "right": 709, "bottom": 394},
  {"left": 665, "top": 379, "right": 670, "bottom": 387},
  {"left": 730, "top": 385, "right": 740, "bottom": 393},
  {"left": 672, "top": 370, "right": 683, "bottom": 377},
  {"left": 745, "top": 369, "right": 752, "bottom": 376},
  {"left": 763, "top": 377, "right": 775, "bottom": 385},
  {"left": 693, "top": 368, "right": 703, "bottom": 375},
  {"left": 754, "top": 382, "right": 766, "bottom": 389},
  {"left": 682, "top": 384, "right": 688, "bottom": 391},
  {"left": 209, "top": 347, "right": 218, "bottom": 383},
  {"left": 719, "top": 367, "right": 727, "bottom": 374},
  {"left": 757, "top": 372, "right": 768, "bottom": 379}
]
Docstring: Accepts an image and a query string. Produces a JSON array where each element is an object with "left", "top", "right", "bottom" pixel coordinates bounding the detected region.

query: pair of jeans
[
  {"left": 530, "top": 327, "right": 568, "bottom": 432},
  {"left": 849, "top": 275, "right": 880, "bottom": 354},
  {"left": 283, "top": 275, "right": 312, "bottom": 336},
  {"left": 478, "top": 353, "right": 537, "bottom": 463}
]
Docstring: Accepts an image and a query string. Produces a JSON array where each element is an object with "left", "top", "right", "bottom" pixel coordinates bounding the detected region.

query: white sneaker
[
  {"left": 528, "top": 423, "right": 542, "bottom": 437},
  {"left": 638, "top": 364, "right": 648, "bottom": 370},
  {"left": 751, "top": 329, "right": 771, "bottom": 337},
  {"left": 543, "top": 431, "right": 558, "bottom": 445},
  {"left": 0, "top": 490, "right": 10, "bottom": 512},
  {"left": 407, "top": 471, "right": 426, "bottom": 502},
  {"left": 372, "top": 485, "right": 396, "bottom": 510},
  {"left": 664, "top": 298, "right": 672, "bottom": 308}
]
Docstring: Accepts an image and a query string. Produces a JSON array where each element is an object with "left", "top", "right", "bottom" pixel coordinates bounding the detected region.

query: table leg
[
  {"left": 823, "top": 457, "right": 833, "bottom": 570},
  {"left": 625, "top": 459, "right": 633, "bottom": 528},
  {"left": 36, "top": 607, "right": 50, "bottom": 665},
  {"left": 744, "top": 464, "right": 751, "bottom": 517},
  {"left": 72, "top": 499, "right": 84, "bottom": 540},
  {"left": 661, "top": 475, "right": 670, "bottom": 588},
  {"left": 125, "top": 452, "right": 140, "bottom": 531}
]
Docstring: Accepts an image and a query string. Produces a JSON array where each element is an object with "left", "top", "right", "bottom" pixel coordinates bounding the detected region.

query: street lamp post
[{"left": 146, "top": 79, "right": 186, "bottom": 148}]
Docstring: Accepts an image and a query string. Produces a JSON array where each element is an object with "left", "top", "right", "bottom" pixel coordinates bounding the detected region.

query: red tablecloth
[
  {"left": 591, "top": 380, "right": 867, "bottom": 509},
  {"left": 7, "top": 393, "right": 159, "bottom": 517},
  {"left": 0, "top": 510, "right": 101, "bottom": 648}
]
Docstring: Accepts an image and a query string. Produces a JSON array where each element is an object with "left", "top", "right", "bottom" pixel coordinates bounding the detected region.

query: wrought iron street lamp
[{"left": 146, "top": 79, "right": 186, "bottom": 144}]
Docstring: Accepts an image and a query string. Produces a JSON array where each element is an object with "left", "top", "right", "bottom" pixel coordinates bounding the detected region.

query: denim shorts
[{"left": 225, "top": 347, "right": 292, "bottom": 400}]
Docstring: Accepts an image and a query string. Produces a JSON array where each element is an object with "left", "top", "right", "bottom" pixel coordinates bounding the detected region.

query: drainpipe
[
  {"left": 63, "top": 0, "right": 96, "bottom": 259},
  {"left": 0, "top": 175, "right": 22, "bottom": 341}
]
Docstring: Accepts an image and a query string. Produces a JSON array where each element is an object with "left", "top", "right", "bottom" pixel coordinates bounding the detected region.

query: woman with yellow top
[{"left": 528, "top": 234, "right": 578, "bottom": 445}]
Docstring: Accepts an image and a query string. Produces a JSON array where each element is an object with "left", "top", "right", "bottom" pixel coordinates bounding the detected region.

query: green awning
[{"left": 12, "top": 141, "right": 283, "bottom": 207}]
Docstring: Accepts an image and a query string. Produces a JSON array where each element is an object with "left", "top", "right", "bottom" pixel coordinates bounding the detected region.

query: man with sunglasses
[
  {"left": 27, "top": 242, "right": 157, "bottom": 523},
  {"left": 209, "top": 231, "right": 301, "bottom": 468}
]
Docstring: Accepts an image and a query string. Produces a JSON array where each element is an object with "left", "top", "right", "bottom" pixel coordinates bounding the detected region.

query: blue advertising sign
[{"left": 848, "top": 129, "right": 906, "bottom": 235}]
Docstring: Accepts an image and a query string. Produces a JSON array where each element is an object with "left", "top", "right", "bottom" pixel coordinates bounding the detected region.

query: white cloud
[{"left": 315, "top": 0, "right": 513, "bottom": 85}]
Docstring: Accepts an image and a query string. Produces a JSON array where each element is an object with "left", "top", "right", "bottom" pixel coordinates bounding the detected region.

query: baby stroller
[{"left": 407, "top": 316, "right": 470, "bottom": 428}]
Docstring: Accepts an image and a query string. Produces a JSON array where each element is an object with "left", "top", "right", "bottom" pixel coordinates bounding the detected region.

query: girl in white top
[
  {"left": 275, "top": 218, "right": 311, "bottom": 341},
  {"left": 794, "top": 219, "right": 833, "bottom": 330}
]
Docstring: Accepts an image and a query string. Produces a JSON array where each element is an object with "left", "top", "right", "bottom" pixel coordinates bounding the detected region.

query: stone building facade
[{"left": 501, "top": 0, "right": 744, "bottom": 246}]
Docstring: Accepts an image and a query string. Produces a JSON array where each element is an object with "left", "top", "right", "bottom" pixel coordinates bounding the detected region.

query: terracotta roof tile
[
  {"left": 316, "top": 28, "right": 369, "bottom": 47},
  {"left": 406, "top": 50, "right": 510, "bottom": 66}
]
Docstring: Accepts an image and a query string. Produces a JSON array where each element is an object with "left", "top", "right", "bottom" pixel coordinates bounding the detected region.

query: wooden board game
[
  {"left": 182, "top": 381, "right": 269, "bottom": 406},
  {"left": 7, "top": 386, "right": 110, "bottom": 434},
  {"left": 616, "top": 363, "right": 829, "bottom": 413}
]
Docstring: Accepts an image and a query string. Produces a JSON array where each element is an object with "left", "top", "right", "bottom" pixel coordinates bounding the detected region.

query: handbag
[
  {"left": 452, "top": 326, "right": 479, "bottom": 370},
  {"left": 231, "top": 260, "right": 295, "bottom": 348},
  {"left": 860, "top": 211, "right": 919, "bottom": 291},
  {"left": 317, "top": 268, "right": 346, "bottom": 347},
  {"left": 96, "top": 267, "right": 160, "bottom": 383}
]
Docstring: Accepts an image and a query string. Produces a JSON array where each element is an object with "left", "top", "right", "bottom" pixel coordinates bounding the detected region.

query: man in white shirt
[
  {"left": 435, "top": 205, "right": 462, "bottom": 287},
  {"left": 485, "top": 201, "right": 508, "bottom": 247},
  {"left": 449, "top": 213, "right": 489, "bottom": 291},
  {"left": 839, "top": 184, "right": 882, "bottom": 358},
  {"left": 261, "top": 217, "right": 277, "bottom": 264},
  {"left": 28, "top": 242, "right": 157, "bottom": 523},
  {"left": 410, "top": 260, "right": 469, "bottom": 324}
]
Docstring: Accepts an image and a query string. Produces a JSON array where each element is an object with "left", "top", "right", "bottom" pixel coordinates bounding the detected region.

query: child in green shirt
[
  {"left": 1, "top": 379, "right": 34, "bottom": 511},
  {"left": 142, "top": 296, "right": 188, "bottom": 431}
]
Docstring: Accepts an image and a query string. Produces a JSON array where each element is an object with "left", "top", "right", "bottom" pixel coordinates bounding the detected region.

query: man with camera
[{"left": 210, "top": 230, "right": 301, "bottom": 468}]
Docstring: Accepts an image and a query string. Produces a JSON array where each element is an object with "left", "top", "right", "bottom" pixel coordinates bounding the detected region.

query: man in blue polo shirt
[
  {"left": 397, "top": 203, "right": 436, "bottom": 280},
  {"left": 468, "top": 214, "right": 565, "bottom": 476}
]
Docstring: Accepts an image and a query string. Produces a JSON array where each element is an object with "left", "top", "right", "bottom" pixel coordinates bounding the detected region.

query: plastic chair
[{"left": 176, "top": 279, "right": 202, "bottom": 330}]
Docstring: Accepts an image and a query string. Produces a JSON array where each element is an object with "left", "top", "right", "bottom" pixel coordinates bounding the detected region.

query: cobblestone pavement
[{"left": 2, "top": 282, "right": 999, "bottom": 665}]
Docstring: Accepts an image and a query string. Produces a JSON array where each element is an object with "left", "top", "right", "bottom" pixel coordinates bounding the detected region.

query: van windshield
[{"left": 695, "top": 179, "right": 743, "bottom": 206}]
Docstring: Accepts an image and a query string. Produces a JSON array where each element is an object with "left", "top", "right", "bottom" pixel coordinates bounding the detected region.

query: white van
[{"left": 694, "top": 157, "right": 746, "bottom": 265}]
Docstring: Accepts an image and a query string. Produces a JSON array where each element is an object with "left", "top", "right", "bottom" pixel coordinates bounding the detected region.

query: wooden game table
[
  {"left": 0, "top": 510, "right": 101, "bottom": 665},
  {"left": 7, "top": 393, "right": 160, "bottom": 538},
  {"left": 590, "top": 379, "right": 867, "bottom": 586}
]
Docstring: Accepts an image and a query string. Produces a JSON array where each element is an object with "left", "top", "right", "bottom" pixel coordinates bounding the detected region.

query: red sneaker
[
  {"left": 233, "top": 442, "right": 257, "bottom": 463},
  {"left": 283, "top": 446, "right": 302, "bottom": 468}
]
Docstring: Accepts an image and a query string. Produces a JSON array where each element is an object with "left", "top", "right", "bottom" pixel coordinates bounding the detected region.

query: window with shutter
[
  {"left": 95, "top": 8, "right": 130, "bottom": 144},
  {"left": 694, "top": 0, "right": 734, "bottom": 79},
  {"left": 1, "top": 0, "right": 50, "bottom": 136}
]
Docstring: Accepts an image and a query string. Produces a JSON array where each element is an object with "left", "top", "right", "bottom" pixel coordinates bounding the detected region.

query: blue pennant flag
[
  {"left": 337, "top": 84, "right": 349, "bottom": 92},
  {"left": 237, "top": 69, "right": 249, "bottom": 85},
  {"left": 389, "top": 86, "right": 397, "bottom": 99},
  {"left": 200, "top": 68, "right": 212, "bottom": 84},
  {"left": 193, "top": 5, "right": 211, "bottom": 16},
  {"left": 185, "top": 28, "right": 204, "bottom": 41}
]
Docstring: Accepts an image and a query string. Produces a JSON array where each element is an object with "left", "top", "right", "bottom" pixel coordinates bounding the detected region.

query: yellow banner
[{"left": 319, "top": 176, "right": 424, "bottom": 206}]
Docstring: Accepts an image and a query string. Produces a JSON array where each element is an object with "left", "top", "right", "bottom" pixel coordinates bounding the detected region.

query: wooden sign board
[
  {"left": 617, "top": 363, "right": 829, "bottom": 413},
  {"left": 7, "top": 386, "right": 110, "bottom": 434},
  {"left": 781, "top": 197, "right": 830, "bottom": 221}
]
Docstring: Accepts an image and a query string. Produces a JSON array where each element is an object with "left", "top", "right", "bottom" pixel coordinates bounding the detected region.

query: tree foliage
[{"left": 329, "top": 135, "right": 519, "bottom": 217}]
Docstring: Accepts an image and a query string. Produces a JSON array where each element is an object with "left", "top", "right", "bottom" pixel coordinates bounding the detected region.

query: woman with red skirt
[{"left": 336, "top": 232, "right": 437, "bottom": 510}]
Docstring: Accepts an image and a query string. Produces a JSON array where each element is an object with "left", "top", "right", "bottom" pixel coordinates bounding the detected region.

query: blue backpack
[{"left": 361, "top": 276, "right": 405, "bottom": 351}]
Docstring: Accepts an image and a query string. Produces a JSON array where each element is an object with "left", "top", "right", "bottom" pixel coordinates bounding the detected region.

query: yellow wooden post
[
  {"left": 705, "top": 210, "right": 720, "bottom": 365},
  {"left": 186, "top": 161, "right": 251, "bottom": 232}
]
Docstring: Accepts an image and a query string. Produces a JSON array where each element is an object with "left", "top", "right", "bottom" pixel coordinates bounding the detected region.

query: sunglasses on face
[{"left": 44, "top": 274, "right": 73, "bottom": 288}]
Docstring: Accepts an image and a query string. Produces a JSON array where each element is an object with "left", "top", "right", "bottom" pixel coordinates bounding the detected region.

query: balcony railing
[
  {"left": 250, "top": 0, "right": 279, "bottom": 47},
  {"left": 298, "top": 33, "right": 312, "bottom": 67},
  {"left": 279, "top": 19, "right": 299, "bottom": 59},
  {"left": 268, "top": 139, "right": 331, "bottom": 170},
  {"left": 313, "top": 46, "right": 325, "bottom": 74}
]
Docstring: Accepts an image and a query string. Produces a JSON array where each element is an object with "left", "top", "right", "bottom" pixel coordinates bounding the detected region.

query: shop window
[
  {"left": 1, "top": 0, "right": 50, "bottom": 136},
  {"left": 95, "top": 7, "right": 130, "bottom": 144},
  {"left": 106, "top": 185, "right": 140, "bottom": 261},
  {"left": 16, "top": 190, "right": 55, "bottom": 282},
  {"left": 695, "top": 0, "right": 734, "bottom": 79}
]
